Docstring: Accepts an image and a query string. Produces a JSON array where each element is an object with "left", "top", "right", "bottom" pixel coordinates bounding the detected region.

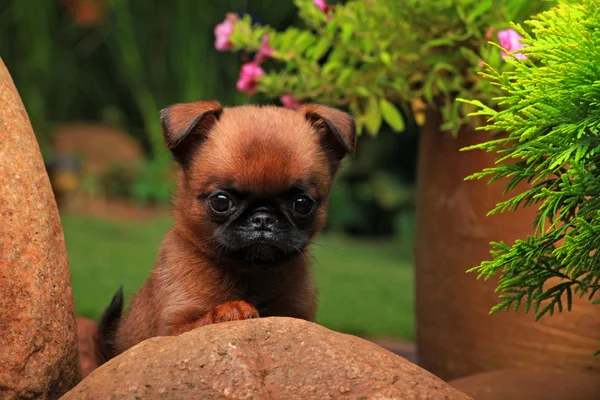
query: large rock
[
  {"left": 449, "top": 369, "right": 600, "bottom": 400},
  {"left": 0, "top": 58, "right": 80, "bottom": 398},
  {"left": 64, "top": 317, "right": 471, "bottom": 399}
]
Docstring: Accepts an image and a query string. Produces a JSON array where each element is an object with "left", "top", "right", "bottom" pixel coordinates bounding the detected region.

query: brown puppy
[{"left": 96, "top": 101, "right": 355, "bottom": 362}]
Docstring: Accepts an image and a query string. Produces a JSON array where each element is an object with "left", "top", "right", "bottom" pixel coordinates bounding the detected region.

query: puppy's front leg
[
  {"left": 198, "top": 300, "right": 259, "bottom": 325},
  {"left": 166, "top": 301, "right": 259, "bottom": 336}
]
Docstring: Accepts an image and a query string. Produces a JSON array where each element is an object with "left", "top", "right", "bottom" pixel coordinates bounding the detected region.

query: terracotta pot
[
  {"left": 449, "top": 369, "right": 600, "bottom": 400},
  {"left": 414, "top": 109, "right": 600, "bottom": 380}
]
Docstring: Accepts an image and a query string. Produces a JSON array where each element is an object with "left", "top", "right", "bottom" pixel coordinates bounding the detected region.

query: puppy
[{"left": 96, "top": 101, "right": 355, "bottom": 362}]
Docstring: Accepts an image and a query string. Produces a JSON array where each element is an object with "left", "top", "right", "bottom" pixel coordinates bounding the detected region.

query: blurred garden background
[
  {"left": 6, "top": 0, "right": 600, "bottom": 390},
  {"left": 1, "top": 0, "right": 420, "bottom": 343}
]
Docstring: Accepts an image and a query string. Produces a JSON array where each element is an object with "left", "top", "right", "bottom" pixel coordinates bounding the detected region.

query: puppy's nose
[{"left": 250, "top": 212, "right": 276, "bottom": 230}]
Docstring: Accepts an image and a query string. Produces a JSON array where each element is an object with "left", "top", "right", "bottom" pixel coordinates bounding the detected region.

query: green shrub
[
  {"left": 130, "top": 160, "right": 175, "bottom": 206},
  {"left": 461, "top": 0, "right": 600, "bottom": 325},
  {"left": 97, "top": 160, "right": 174, "bottom": 206},
  {"left": 99, "top": 164, "right": 134, "bottom": 199}
]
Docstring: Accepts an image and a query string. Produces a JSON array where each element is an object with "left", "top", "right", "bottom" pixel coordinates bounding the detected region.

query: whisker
[{"left": 311, "top": 241, "right": 343, "bottom": 251}]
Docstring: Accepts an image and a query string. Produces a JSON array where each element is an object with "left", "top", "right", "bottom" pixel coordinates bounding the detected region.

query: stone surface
[
  {"left": 76, "top": 318, "right": 100, "bottom": 379},
  {"left": 0, "top": 58, "right": 81, "bottom": 398},
  {"left": 449, "top": 369, "right": 600, "bottom": 400},
  {"left": 63, "top": 317, "right": 471, "bottom": 400}
]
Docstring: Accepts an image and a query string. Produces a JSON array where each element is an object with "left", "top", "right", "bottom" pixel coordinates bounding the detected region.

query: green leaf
[
  {"left": 380, "top": 52, "right": 392, "bottom": 67},
  {"left": 422, "top": 37, "right": 455, "bottom": 50},
  {"left": 365, "top": 96, "right": 382, "bottom": 136},
  {"left": 326, "top": 17, "right": 339, "bottom": 36},
  {"left": 310, "top": 37, "right": 331, "bottom": 61},
  {"left": 363, "top": 39, "right": 375, "bottom": 54},
  {"left": 355, "top": 118, "right": 365, "bottom": 135},
  {"left": 322, "top": 61, "right": 342, "bottom": 76},
  {"left": 379, "top": 99, "right": 405, "bottom": 132},
  {"left": 341, "top": 24, "right": 353, "bottom": 44},
  {"left": 467, "top": 0, "right": 493, "bottom": 22},
  {"left": 328, "top": 47, "right": 346, "bottom": 63},
  {"left": 277, "top": 29, "right": 298, "bottom": 53},
  {"left": 336, "top": 68, "right": 354, "bottom": 86},
  {"left": 295, "top": 31, "right": 316, "bottom": 54},
  {"left": 355, "top": 86, "right": 370, "bottom": 97}
]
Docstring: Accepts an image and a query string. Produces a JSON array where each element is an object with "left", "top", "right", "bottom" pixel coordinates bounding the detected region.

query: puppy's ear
[
  {"left": 298, "top": 104, "right": 356, "bottom": 171},
  {"left": 160, "top": 100, "right": 223, "bottom": 167}
]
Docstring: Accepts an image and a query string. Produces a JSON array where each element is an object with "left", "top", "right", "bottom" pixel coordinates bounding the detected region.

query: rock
[
  {"left": 63, "top": 317, "right": 470, "bottom": 400},
  {"left": 76, "top": 318, "right": 100, "bottom": 379},
  {"left": 0, "top": 58, "right": 81, "bottom": 398},
  {"left": 449, "top": 369, "right": 600, "bottom": 400}
]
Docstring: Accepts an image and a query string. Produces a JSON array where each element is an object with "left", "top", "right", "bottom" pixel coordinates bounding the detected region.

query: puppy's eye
[
  {"left": 210, "top": 194, "right": 232, "bottom": 213},
  {"left": 293, "top": 196, "right": 314, "bottom": 216}
]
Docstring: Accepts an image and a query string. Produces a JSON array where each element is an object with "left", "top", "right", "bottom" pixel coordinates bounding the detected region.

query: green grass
[{"left": 62, "top": 214, "right": 414, "bottom": 340}]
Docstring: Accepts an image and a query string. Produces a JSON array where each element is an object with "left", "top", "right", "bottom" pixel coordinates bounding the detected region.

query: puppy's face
[{"left": 161, "top": 101, "right": 355, "bottom": 268}]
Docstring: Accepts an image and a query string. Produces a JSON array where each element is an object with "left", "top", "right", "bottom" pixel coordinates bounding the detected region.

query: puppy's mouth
[
  {"left": 217, "top": 232, "right": 304, "bottom": 268},
  {"left": 228, "top": 243, "right": 300, "bottom": 268}
]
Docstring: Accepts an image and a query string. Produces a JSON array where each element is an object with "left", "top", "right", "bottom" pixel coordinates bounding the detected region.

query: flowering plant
[{"left": 215, "top": 0, "right": 550, "bottom": 135}]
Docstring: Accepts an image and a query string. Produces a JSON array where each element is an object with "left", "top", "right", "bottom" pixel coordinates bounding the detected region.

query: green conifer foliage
[{"left": 462, "top": 0, "right": 600, "bottom": 326}]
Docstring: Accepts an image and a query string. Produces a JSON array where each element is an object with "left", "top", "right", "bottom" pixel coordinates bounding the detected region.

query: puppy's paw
[{"left": 199, "top": 301, "right": 259, "bottom": 326}]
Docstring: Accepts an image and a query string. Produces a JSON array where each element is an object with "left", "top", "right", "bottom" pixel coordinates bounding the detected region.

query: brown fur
[{"left": 105, "top": 101, "right": 355, "bottom": 358}]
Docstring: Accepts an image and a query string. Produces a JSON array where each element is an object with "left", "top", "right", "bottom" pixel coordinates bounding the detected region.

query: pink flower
[
  {"left": 280, "top": 93, "right": 303, "bottom": 109},
  {"left": 236, "top": 62, "right": 264, "bottom": 95},
  {"left": 314, "top": 0, "right": 328, "bottom": 13},
  {"left": 497, "top": 28, "right": 527, "bottom": 60},
  {"left": 214, "top": 13, "right": 238, "bottom": 51},
  {"left": 255, "top": 34, "right": 273, "bottom": 64}
]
